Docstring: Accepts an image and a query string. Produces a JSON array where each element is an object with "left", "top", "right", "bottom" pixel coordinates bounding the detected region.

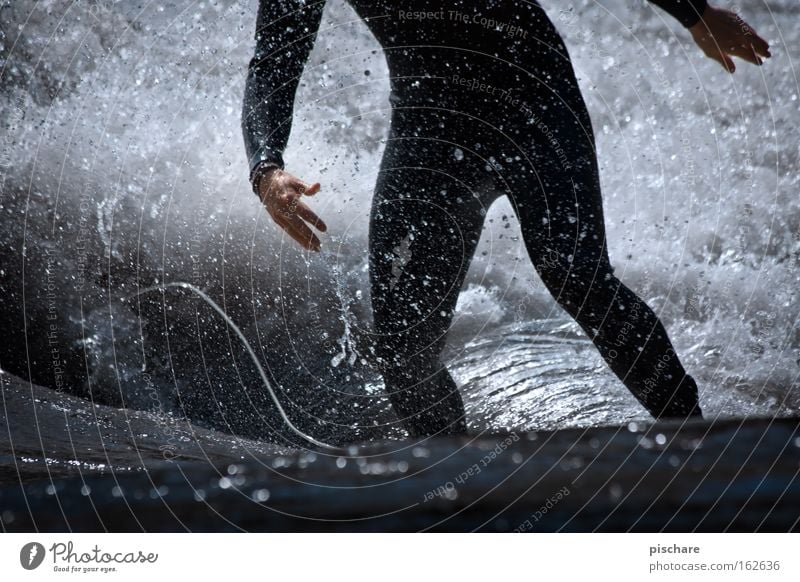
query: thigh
[
  {"left": 507, "top": 50, "right": 612, "bottom": 284},
  {"left": 368, "top": 138, "right": 489, "bottom": 365}
]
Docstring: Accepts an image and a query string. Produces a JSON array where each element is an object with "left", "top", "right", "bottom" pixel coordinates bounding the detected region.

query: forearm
[
  {"left": 242, "top": 65, "right": 292, "bottom": 177},
  {"left": 241, "top": 1, "right": 325, "bottom": 187}
]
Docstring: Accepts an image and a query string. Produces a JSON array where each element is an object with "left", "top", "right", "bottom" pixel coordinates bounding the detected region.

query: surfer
[{"left": 242, "top": 1, "right": 770, "bottom": 436}]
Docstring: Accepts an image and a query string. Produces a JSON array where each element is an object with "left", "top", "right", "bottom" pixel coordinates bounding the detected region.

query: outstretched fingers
[
  {"left": 287, "top": 213, "right": 322, "bottom": 251},
  {"left": 708, "top": 47, "right": 736, "bottom": 73},
  {"left": 729, "top": 17, "right": 770, "bottom": 66},
  {"left": 274, "top": 212, "right": 322, "bottom": 252},
  {"left": 749, "top": 31, "right": 771, "bottom": 59},
  {"left": 293, "top": 199, "right": 327, "bottom": 233},
  {"left": 732, "top": 43, "right": 761, "bottom": 66},
  {"left": 292, "top": 177, "right": 321, "bottom": 196},
  {"left": 259, "top": 170, "right": 325, "bottom": 251}
]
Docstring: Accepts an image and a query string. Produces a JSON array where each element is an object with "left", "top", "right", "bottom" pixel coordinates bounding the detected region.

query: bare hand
[
  {"left": 690, "top": 5, "right": 771, "bottom": 73},
  {"left": 257, "top": 168, "right": 327, "bottom": 251}
]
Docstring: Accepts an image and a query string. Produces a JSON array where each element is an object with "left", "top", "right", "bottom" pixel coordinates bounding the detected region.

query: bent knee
[{"left": 538, "top": 260, "right": 620, "bottom": 306}]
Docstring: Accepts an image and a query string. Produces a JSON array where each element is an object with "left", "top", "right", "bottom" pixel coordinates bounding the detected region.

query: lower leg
[
  {"left": 380, "top": 364, "right": 467, "bottom": 437},
  {"left": 558, "top": 272, "right": 703, "bottom": 419},
  {"left": 368, "top": 147, "right": 488, "bottom": 436},
  {"left": 508, "top": 52, "right": 701, "bottom": 419}
]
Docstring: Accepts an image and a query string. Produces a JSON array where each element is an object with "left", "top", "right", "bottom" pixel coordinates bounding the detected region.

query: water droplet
[{"left": 252, "top": 489, "right": 270, "bottom": 502}]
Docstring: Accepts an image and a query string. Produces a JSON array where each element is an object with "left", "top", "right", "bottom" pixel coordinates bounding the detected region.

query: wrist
[
  {"left": 688, "top": 1, "right": 711, "bottom": 31},
  {"left": 251, "top": 162, "right": 282, "bottom": 196}
]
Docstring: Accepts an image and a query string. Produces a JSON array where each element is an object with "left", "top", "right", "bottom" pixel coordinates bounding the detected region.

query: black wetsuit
[{"left": 242, "top": 0, "right": 706, "bottom": 436}]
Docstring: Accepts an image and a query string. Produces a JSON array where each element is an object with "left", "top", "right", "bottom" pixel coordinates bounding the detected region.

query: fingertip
[
  {"left": 750, "top": 44, "right": 767, "bottom": 64},
  {"left": 305, "top": 233, "right": 321, "bottom": 252},
  {"left": 756, "top": 37, "right": 771, "bottom": 58}
]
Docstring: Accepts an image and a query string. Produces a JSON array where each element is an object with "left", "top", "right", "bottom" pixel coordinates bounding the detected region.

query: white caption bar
[{"left": 1, "top": 533, "right": 796, "bottom": 580}]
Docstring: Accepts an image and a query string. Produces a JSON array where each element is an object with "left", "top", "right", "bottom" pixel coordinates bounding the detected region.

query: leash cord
[{"left": 124, "top": 281, "right": 342, "bottom": 452}]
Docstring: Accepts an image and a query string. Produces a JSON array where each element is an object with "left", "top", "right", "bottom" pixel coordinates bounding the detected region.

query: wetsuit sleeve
[
  {"left": 646, "top": 0, "right": 708, "bottom": 28},
  {"left": 242, "top": 0, "right": 326, "bottom": 185}
]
